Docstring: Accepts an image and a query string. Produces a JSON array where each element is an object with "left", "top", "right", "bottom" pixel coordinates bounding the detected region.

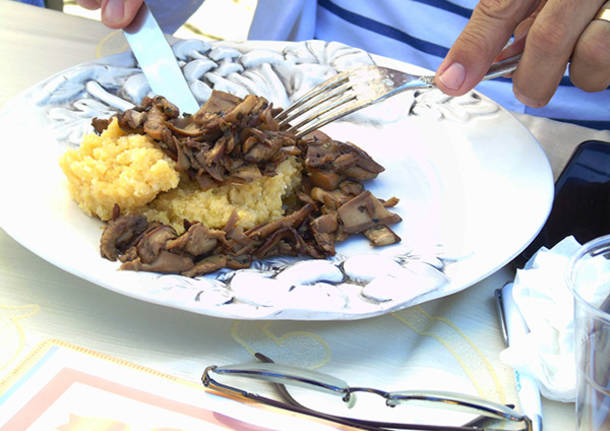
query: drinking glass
[{"left": 567, "top": 234, "right": 610, "bottom": 431}]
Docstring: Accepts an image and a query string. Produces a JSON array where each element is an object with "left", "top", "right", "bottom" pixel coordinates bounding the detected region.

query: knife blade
[{"left": 123, "top": 3, "right": 199, "bottom": 114}]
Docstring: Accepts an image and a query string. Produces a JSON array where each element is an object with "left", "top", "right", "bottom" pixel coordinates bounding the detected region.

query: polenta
[
  {"left": 60, "top": 118, "right": 301, "bottom": 232},
  {"left": 59, "top": 118, "right": 179, "bottom": 221},
  {"left": 140, "top": 158, "right": 301, "bottom": 233}
]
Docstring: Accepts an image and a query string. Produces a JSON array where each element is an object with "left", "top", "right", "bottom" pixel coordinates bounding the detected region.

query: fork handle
[{"left": 482, "top": 54, "right": 522, "bottom": 81}]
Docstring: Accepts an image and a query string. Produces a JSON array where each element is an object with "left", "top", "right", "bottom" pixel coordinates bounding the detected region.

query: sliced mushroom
[
  {"left": 137, "top": 97, "right": 179, "bottom": 141},
  {"left": 246, "top": 203, "right": 313, "bottom": 240},
  {"left": 255, "top": 227, "right": 310, "bottom": 258},
  {"left": 121, "top": 250, "right": 193, "bottom": 273},
  {"left": 226, "top": 255, "right": 252, "bottom": 270},
  {"left": 340, "top": 165, "right": 380, "bottom": 182},
  {"left": 339, "top": 180, "right": 364, "bottom": 196},
  {"left": 166, "top": 223, "right": 223, "bottom": 256},
  {"left": 337, "top": 191, "right": 401, "bottom": 234},
  {"left": 337, "top": 141, "right": 384, "bottom": 176},
  {"left": 243, "top": 132, "right": 285, "bottom": 163},
  {"left": 100, "top": 214, "right": 149, "bottom": 261},
  {"left": 310, "top": 212, "right": 339, "bottom": 255},
  {"left": 332, "top": 153, "right": 359, "bottom": 170},
  {"left": 167, "top": 121, "right": 207, "bottom": 137},
  {"left": 308, "top": 168, "right": 343, "bottom": 190},
  {"left": 197, "top": 90, "right": 241, "bottom": 116},
  {"left": 310, "top": 187, "right": 352, "bottom": 209},
  {"left": 223, "top": 94, "right": 260, "bottom": 123},
  {"left": 304, "top": 138, "right": 339, "bottom": 168},
  {"left": 182, "top": 254, "right": 227, "bottom": 277},
  {"left": 136, "top": 224, "right": 177, "bottom": 264},
  {"left": 117, "top": 109, "right": 146, "bottom": 133},
  {"left": 364, "top": 225, "right": 401, "bottom": 247},
  {"left": 227, "top": 164, "right": 262, "bottom": 183},
  {"left": 118, "top": 245, "right": 138, "bottom": 263},
  {"left": 92, "top": 117, "right": 111, "bottom": 134},
  {"left": 382, "top": 196, "right": 400, "bottom": 208}
]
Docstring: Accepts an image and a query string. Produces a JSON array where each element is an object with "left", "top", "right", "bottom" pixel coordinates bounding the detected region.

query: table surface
[{"left": 2, "top": 1, "right": 609, "bottom": 428}]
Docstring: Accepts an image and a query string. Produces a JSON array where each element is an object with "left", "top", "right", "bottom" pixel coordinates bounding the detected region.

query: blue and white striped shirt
[{"left": 249, "top": 0, "right": 610, "bottom": 130}]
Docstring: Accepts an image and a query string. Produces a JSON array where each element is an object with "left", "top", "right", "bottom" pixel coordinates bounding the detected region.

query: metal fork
[{"left": 275, "top": 54, "right": 521, "bottom": 138}]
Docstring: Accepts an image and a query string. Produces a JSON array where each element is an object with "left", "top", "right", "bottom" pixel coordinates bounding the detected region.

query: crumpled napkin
[{"left": 499, "top": 236, "right": 582, "bottom": 402}]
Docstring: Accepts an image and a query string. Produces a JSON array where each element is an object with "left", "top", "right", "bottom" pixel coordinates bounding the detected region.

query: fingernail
[
  {"left": 438, "top": 62, "right": 466, "bottom": 91},
  {"left": 102, "top": 0, "right": 124, "bottom": 25},
  {"left": 514, "top": 89, "right": 543, "bottom": 107}
]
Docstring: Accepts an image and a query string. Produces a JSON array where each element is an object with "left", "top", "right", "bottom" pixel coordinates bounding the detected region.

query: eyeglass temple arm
[{"left": 255, "top": 353, "right": 307, "bottom": 409}]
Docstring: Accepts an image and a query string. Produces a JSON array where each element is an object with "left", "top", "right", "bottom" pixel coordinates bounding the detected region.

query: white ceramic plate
[{"left": 0, "top": 40, "right": 553, "bottom": 320}]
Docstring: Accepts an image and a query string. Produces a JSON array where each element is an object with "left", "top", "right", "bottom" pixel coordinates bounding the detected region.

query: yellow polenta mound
[
  {"left": 59, "top": 118, "right": 180, "bottom": 221},
  {"left": 60, "top": 118, "right": 302, "bottom": 233},
  {"left": 141, "top": 157, "right": 301, "bottom": 233}
]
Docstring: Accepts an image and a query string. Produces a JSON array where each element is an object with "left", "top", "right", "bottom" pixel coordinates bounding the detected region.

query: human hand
[
  {"left": 77, "top": 0, "right": 144, "bottom": 29},
  {"left": 435, "top": 0, "right": 610, "bottom": 107}
]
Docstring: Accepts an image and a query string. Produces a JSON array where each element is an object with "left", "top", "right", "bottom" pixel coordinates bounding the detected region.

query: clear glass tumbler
[{"left": 567, "top": 234, "right": 610, "bottom": 431}]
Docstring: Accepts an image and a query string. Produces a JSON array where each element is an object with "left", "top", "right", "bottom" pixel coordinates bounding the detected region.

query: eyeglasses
[{"left": 201, "top": 353, "right": 532, "bottom": 431}]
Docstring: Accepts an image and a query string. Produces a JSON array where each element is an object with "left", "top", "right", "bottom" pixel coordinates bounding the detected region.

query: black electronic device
[{"left": 513, "top": 140, "right": 610, "bottom": 268}]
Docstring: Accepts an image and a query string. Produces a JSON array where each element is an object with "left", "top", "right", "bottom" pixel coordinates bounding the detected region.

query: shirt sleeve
[
  {"left": 147, "top": 0, "right": 205, "bottom": 34},
  {"left": 248, "top": 0, "right": 317, "bottom": 41}
]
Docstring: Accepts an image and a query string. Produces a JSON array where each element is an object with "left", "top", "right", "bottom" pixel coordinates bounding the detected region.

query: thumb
[
  {"left": 435, "top": 0, "right": 539, "bottom": 96},
  {"left": 101, "top": 0, "right": 144, "bottom": 29}
]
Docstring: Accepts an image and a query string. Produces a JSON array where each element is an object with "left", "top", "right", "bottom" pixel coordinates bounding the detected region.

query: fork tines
[
  {"left": 274, "top": 53, "right": 523, "bottom": 138},
  {"left": 275, "top": 66, "right": 378, "bottom": 138}
]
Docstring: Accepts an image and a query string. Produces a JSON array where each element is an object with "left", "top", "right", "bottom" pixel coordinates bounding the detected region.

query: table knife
[
  {"left": 123, "top": 3, "right": 199, "bottom": 114},
  {"left": 495, "top": 282, "right": 543, "bottom": 431}
]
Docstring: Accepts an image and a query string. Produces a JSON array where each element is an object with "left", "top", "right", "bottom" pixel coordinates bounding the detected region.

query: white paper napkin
[{"left": 500, "top": 236, "right": 582, "bottom": 402}]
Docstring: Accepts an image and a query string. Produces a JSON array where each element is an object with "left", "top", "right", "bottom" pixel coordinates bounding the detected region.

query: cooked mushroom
[
  {"left": 256, "top": 227, "right": 311, "bottom": 258},
  {"left": 310, "top": 187, "right": 352, "bottom": 209},
  {"left": 143, "top": 99, "right": 175, "bottom": 140},
  {"left": 364, "top": 225, "right": 401, "bottom": 247},
  {"left": 246, "top": 203, "right": 314, "bottom": 240},
  {"left": 302, "top": 131, "right": 384, "bottom": 183},
  {"left": 115, "top": 92, "right": 299, "bottom": 191},
  {"left": 92, "top": 117, "right": 110, "bottom": 134},
  {"left": 337, "top": 141, "right": 384, "bottom": 177},
  {"left": 310, "top": 212, "right": 339, "bottom": 255},
  {"left": 308, "top": 168, "right": 343, "bottom": 190},
  {"left": 119, "top": 109, "right": 146, "bottom": 132},
  {"left": 97, "top": 91, "right": 403, "bottom": 277},
  {"left": 223, "top": 94, "right": 260, "bottom": 123},
  {"left": 166, "top": 223, "right": 223, "bottom": 256},
  {"left": 100, "top": 214, "right": 149, "bottom": 261},
  {"left": 121, "top": 250, "right": 194, "bottom": 273},
  {"left": 182, "top": 254, "right": 227, "bottom": 277},
  {"left": 305, "top": 139, "right": 340, "bottom": 168},
  {"left": 227, "top": 164, "right": 263, "bottom": 183},
  {"left": 382, "top": 196, "right": 400, "bottom": 208},
  {"left": 337, "top": 191, "right": 402, "bottom": 234},
  {"left": 339, "top": 180, "right": 364, "bottom": 196},
  {"left": 197, "top": 90, "right": 241, "bottom": 116},
  {"left": 136, "top": 224, "right": 177, "bottom": 264}
]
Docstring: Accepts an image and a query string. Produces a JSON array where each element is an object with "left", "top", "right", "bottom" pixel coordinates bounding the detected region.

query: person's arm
[{"left": 435, "top": 0, "right": 610, "bottom": 107}]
